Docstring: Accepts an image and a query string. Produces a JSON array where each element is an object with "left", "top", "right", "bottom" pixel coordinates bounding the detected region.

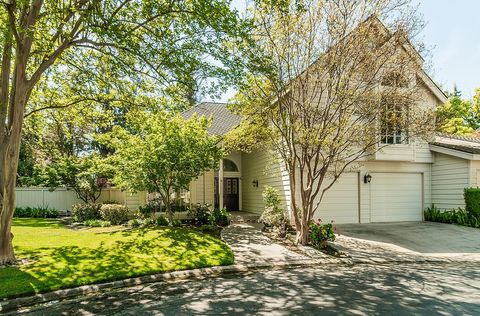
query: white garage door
[
  {"left": 313, "top": 173, "right": 359, "bottom": 224},
  {"left": 370, "top": 173, "right": 422, "bottom": 222}
]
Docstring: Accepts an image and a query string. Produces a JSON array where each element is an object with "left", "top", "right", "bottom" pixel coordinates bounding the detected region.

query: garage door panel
[
  {"left": 371, "top": 173, "right": 422, "bottom": 222},
  {"left": 313, "top": 173, "right": 359, "bottom": 224}
]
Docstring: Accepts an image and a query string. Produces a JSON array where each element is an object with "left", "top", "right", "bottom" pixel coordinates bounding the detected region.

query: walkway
[{"left": 221, "top": 223, "right": 310, "bottom": 265}]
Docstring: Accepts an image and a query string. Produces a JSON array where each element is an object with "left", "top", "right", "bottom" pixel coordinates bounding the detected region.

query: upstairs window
[{"left": 380, "top": 96, "right": 408, "bottom": 145}]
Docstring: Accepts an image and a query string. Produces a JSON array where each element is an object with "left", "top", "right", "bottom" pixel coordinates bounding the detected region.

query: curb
[{"left": 0, "top": 260, "right": 323, "bottom": 314}]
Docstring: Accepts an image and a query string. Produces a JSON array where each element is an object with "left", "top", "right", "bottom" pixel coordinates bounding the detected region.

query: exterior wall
[
  {"left": 468, "top": 160, "right": 480, "bottom": 188},
  {"left": 431, "top": 153, "right": 469, "bottom": 209},
  {"left": 15, "top": 187, "right": 146, "bottom": 211},
  {"left": 188, "top": 170, "right": 215, "bottom": 205},
  {"left": 374, "top": 81, "right": 440, "bottom": 163},
  {"left": 241, "top": 149, "right": 291, "bottom": 214}
]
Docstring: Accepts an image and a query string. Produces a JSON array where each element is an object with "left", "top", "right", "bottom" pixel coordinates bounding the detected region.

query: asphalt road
[{"left": 19, "top": 263, "right": 480, "bottom": 316}]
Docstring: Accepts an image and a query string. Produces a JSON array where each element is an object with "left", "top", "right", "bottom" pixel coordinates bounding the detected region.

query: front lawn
[{"left": 0, "top": 218, "right": 234, "bottom": 299}]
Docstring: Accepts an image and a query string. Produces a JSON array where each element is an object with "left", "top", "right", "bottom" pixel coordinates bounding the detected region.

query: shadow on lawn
[
  {"left": 3, "top": 228, "right": 233, "bottom": 299},
  {"left": 11, "top": 218, "right": 63, "bottom": 228}
]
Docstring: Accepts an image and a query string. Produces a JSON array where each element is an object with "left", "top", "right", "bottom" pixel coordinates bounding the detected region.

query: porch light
[
  {"left": 364, "top": 174, "right": 372, "bottom": 184},
  {"left": 252, "top": 179, "right": 259, "bottom": 187}
]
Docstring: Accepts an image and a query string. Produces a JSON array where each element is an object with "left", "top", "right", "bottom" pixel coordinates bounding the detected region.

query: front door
[{"left": 223, "top": 177, "right": 239, "bottom": 211}]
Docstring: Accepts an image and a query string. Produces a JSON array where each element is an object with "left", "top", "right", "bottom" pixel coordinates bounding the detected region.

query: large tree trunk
[{"left": 0, "top": 124, "right": 24, "bottom": 265}]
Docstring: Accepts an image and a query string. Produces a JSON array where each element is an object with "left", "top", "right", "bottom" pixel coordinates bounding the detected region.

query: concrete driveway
[{"left": 334, "top": 221, "right": 480, "bottom": 262}]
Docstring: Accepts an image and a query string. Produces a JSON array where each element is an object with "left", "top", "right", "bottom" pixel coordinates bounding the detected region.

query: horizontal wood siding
[
  {"left": 242, "top": 149, "right": 291, "bottom": 214},
  {"left": 431, "top": 153, "right": 469, "bottom": 209}
]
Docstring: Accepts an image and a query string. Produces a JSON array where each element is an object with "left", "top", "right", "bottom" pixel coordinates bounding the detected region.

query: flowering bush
[{"left": 309, "top": 219, "right": 336, "bottom": 249}]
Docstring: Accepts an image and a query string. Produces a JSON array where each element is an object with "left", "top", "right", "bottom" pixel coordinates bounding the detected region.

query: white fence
[{"left": 15, "top": 187, "right": 147, "bottom": 211}]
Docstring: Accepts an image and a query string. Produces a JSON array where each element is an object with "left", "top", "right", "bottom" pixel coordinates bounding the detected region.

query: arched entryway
[{"left": 214, "top": 158, "right": 241, "bottom": 211}]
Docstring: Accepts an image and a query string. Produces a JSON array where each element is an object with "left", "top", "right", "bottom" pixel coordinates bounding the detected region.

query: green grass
[{"left": 0, "top": 218, "right": 234, "bottom": 299}]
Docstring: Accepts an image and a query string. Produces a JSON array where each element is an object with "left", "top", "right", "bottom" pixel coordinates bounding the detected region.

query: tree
[
  {"left": 0, "top": 0, "right": 251, "bottom": 264},
  {"left": 104, "top": 111, "right": 223, "bottom": 220},
  {"left": 229, "top": 0, "right": 433, "bottom": 244},
  {"left": 436, "top": 88, "right": 480, "bottom": 135}
]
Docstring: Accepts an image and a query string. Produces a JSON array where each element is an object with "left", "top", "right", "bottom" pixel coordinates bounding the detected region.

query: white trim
[{"left": 429, "top": 144, "right": 480, "bottom": 161}]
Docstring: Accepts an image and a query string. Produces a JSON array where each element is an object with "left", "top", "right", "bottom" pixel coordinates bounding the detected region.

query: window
[
  {"left": 223, "top": 159, "right": 239, "bottom": 172},
  {"left": 380, "top": 96, "right": 408, "bottom": 145}
]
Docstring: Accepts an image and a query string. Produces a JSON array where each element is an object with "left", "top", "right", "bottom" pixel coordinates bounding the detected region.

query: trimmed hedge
[
  {"left": 14, "top": 206, "right": 59, "bottom": 218},
  {"left": 464, "top": 188, "right": 480, "bottom": 217}
]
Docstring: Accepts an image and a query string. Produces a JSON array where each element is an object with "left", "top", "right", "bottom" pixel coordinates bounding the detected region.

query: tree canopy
[{"left": 436, "top": 88, "right": 480, "bottom": 135}]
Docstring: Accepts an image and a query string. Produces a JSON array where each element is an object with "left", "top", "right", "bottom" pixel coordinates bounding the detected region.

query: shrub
[
  {"left": 99, "top": 204, "right": 130, "bottom": 224},
  {"left": 138, "top": 198, "right": 163, "bottom": 218},
  {"left": 198, "top": 224, "right": 221, "bottom": 236},
  {"left": 259, "top": 186, "right": 289, "bottom": 237},
  {"left": 464, "top": 188, "right": 480, "bottom": 217},
  {"left": 188, "top": 203, "right": 211, "bottom": 226},
  {"left": 424, "top": 205, "right": 480, "bottom": 228},
  {"left": 83, "top": 219, "right": 112, "bottom": 227},
  {"left": 128, "top": 218, "right": 142, "bottom": 228},
  {"left": 169, "top": 218, "right": 182, "bottom": 227},
  {"left": 309, "top": 220, "right": 336, "bottom": 249},
  {"left": 211, "top": 208, "right": 230, "bottom": 227},
  {"left": 14, "top": 206, "right": 59, "bottom": 218},
  {"left": 156, "top": 216, "right": 169, "bottom": 226},
  {"left": 72, "top": 203, "right": 101, "bottom": 222}
]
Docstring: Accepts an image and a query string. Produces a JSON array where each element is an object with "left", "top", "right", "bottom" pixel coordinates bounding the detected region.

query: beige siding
[
  {"left": 468, "top": 160, "right": 480, "bottom": 188},
  {"left": 313, "top": 173, "right": 360, "bottom": 224},
  {"left": 242, "top": 149, "right": 291, "bottom": 214},
  {"left": 189, "top": 170, "right": 215, "bottom": 205},
  {"left": 431, "top": 153, "right": 469, "bottom": 209}
]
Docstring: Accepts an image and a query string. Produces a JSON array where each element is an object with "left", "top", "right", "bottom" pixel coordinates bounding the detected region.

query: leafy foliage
[
  {"left": 14, "top": 207, "right": 59, "bottom": 219},
  {"left": 309, "top": 220, "right": 336, "bottom": 249},
  {"left": 436, "top": 88, "right": 480, "bottom": 135},
  {"left": 424, "top": 205, "right": 480, "bottom": 228},
  {"left": 188, "top": 204, "right": 212, "bottom": 226},
  {"left": 83, "top": 220, "right": 112, "bottom": 228},
  {"left": 72, "top": 204, "right": 102, "bottom": 223},
  {"left": 210, "top": 208, "right": 231, "bottom": 227},
  {"left": 156, "top": 216, "right": 170, "bottom": 227},
  {"left": 104, "top": 111, "right": 223, "bottom": 219},
  {"left": 99, "top": 204, "right": 130, "bottom": 225},
  {"left": 464, "top": 188, "right": 480, "bottom": 217},
  {"left": 259, "top": 186, "right": 289, "bottom": 237}
]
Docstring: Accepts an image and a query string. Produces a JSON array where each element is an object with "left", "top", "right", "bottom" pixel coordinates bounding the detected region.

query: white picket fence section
[{"left": 15, "top": 187, "right": 147, "bottom": 211}]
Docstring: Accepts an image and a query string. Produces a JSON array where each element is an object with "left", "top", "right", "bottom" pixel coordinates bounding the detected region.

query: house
[{"left": 181, "top": 19, "right": 472, "bottom": 224}]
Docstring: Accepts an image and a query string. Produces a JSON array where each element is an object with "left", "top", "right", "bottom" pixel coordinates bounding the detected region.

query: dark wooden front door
[{"left": 223, "top": 177, "right": 239, "bottom": 211}]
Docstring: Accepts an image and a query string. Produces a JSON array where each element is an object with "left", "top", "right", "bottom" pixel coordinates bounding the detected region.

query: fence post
[{"left": 42, "top": 188, "right": 45, "bottom": 208}]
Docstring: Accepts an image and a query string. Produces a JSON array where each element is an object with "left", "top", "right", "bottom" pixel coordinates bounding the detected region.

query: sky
[
  {"left": 419, "top": 0, "right": 480, "bottom": 98},
  {"left": 219, "top": 0, "right": 480, "bottom": 101}
]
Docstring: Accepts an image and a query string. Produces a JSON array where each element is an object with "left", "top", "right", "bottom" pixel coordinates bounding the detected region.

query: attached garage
[
  {"left": 314, "top": 173, "right": 359, "bottom": 224},
  {"left": 369, "top": 172, "right": 423, "bottom": 222}
]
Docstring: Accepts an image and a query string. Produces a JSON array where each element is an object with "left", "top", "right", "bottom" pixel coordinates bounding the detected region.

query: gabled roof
[
  {"left": 430, "top": 134, "right": 480, "bottom": 159},
  {"left": 182, "top": 102, "right": 240, "bottom": 136}
]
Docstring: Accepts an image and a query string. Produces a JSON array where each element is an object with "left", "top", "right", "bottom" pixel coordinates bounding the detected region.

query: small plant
[
  {"left": 14, "top": 206, "right": 59, "bottom": 218},
  {"left": 99, "top": 204, "right": 130, "bottom": 224},
  {"left": 169, "top": 218, "right": 182, "bottom": 227},
  {"left": 128, "top": 218, "right": 142, "bottom": 228},
  {"left": 156, "top": 216, "right": 169, "bottom": 226},
  {"left": 424, "top": 205, "right": 480, "bottom": 228},
  {"left": 198, "top": 224, "right": 221, "bottom": 236},
  {"left": 309, "top": 219, "right": 336, "bottom": 249},
  {"left": 259, "top": 186, "right": 289, "bottom": 237},
  {"left": 83, "top": 219, "right": 112, "bottom": 227},
  {"left": 210, "top": 208, "right": 230, "bottom": 227},
  {"left": 188, "top": 203, "right": 211, "bottom": 226},
  {"left": 72, "top": 203, "right": 101, "bottom": 222}
]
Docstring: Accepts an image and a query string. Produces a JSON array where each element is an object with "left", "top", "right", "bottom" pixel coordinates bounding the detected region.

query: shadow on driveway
[{"left": 335, "top": 221, "right": 480, "bottom": 254}]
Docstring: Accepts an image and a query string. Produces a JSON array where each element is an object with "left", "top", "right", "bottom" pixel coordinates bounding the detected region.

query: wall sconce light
[
  {"left": 364, "top": 173, "right": 372, "bottom": 184},
  {"left": 252, "top": 179, "right": 259, "bottom": 187}
]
